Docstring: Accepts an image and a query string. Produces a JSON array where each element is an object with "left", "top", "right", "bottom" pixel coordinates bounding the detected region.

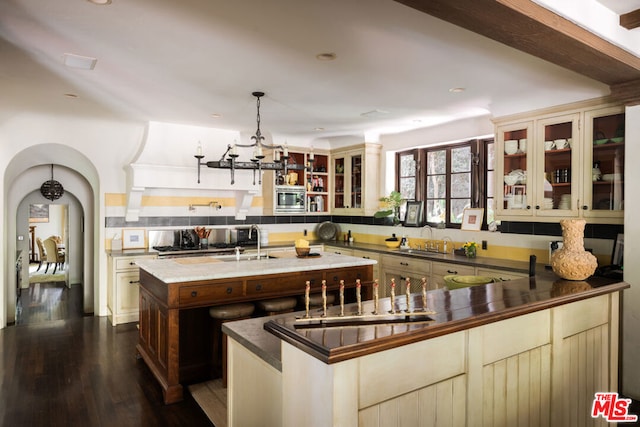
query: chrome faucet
[
  {"left": 249, "top": 224, "right": 261, "bottom": 260},
  {"left": 421, "top": 224, "right": 433, "bottom": 250}
]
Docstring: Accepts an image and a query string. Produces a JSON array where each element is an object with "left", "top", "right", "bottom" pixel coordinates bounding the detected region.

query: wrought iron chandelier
[
  {"left": 195, "top": 91, "right": 307, "bottom": 185},
  {"left": 40, "top": 164, "right": 64, "bottom": 201}
]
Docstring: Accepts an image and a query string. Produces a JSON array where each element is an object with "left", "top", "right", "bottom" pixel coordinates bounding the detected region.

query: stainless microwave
[{"left": 275, "top": 186, "right": 305, "bottom": 213}]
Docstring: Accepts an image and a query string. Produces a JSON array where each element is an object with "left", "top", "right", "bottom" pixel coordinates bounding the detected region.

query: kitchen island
[
  {"left": 135, "top": 251, "right": 375, "bottom": 404},
  {"left": 224, "top": 270, "right": 628, "bottom": 426}
]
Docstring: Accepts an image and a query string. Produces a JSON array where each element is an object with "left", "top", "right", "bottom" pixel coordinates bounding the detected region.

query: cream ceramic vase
[{"left": 551, "top": 219, "right": 597, "bottom": 280}]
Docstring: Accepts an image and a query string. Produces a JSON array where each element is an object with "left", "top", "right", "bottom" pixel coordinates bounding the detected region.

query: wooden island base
[{"left": 136, "top": 254, "right": 373, "bottom": 404}]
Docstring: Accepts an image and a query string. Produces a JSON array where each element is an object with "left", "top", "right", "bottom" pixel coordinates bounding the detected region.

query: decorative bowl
[
  {"left": 444, "top": 275, "right": 497, "bottom": 290},
  {"left": 385, "top": 240, "right": 401, "bottom": 249},
  {"left": 295, "top": 247, "right": 310, "bottom": 257},
  {"left": 610, "top": 137, "right": 624, "bottom": 144},
  {"left": 594, "top": 138, "right": 609, "bottom": 145},
  {"left": 504, "top": 140, "right": 518, "bottom": 155}
]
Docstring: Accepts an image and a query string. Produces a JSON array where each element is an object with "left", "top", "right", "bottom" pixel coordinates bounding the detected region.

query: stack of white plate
[
  {"left": 602, "top": 173, "right": 622, "bottom": 182},
  {"left": 543, "top": 197, "right": 554, "bottom": 209},
  {"left": 558, "top": 194, "right": 571, "bottom": 210}
]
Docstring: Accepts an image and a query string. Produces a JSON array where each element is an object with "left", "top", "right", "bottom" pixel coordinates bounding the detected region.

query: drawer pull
[
  {"left": 333, "top": 276, "right": 339, "bottom": 282},
  {"left": 129, "top": 262, "right": 136, "bottom": 266},
  {"left": 129, "top": 280, "right": 140, "bottom": 284},
  {"left": 191, "top": 291, "right": 198, "bottom": 297},
  {"left": 226, "top": 287, "right": 233, "bottom": 294},
  {"left": 334, "top": 251, "right": 341, "bottom": 255},
  {"left": 447, "top": 270, "right": 458, "bottom": 274},
  {"left": 255, "top": 284, "right": 263, "bottom": 291},
  {"left": 400, "top": 262, "right": 409, "bottom": 266},
  {"left": 362, "top": 256, "right": 370, "bottom": 259}
]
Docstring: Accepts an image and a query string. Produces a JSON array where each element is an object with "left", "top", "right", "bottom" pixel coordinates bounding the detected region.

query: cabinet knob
[
  {"left": 582, "top": 205, "right": 588, "bottom": 210},
  {"left": 191, "top": 291, "right": 197, "bottom": 297},
  {"left": 255, "top": 284, "right": 262, "bottom": 291},
  {"left": 333, "top": 276, "right": 339, "bottom": 282},
  {"left": 534, "top": 205, "right": 539, "bottom": 210},
  {"left": 447, "top": 270, "right": 457, "bottom": 274},
  {"left": 129, "top": 262, "right": 136, "bottom": 266},
  {"left": 226, "top": 287, "right": 233, "bottom": 294}
]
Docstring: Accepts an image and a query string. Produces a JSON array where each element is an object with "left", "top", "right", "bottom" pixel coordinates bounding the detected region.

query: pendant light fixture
[
  {"left": 195, "top": 91, "right": 307, "bottom": 185},
  {"left": 40, "top": 164, "right": 64, "bottom": 201}
]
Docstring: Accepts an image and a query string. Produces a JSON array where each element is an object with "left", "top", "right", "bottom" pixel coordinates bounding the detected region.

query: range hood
[{"left": 125, "top": 121, "right": 261, "bottom": 221}]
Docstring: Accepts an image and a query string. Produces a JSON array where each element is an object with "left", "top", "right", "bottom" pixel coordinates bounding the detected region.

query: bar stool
[
  {"left": 209, "top": 302, "right": 255, "bottom": 387},
  {"left": 256, "top": 297, "right": 297, "bottom": 316}
]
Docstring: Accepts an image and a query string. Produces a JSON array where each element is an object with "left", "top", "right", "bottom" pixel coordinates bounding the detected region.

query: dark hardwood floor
[{"left": 3, "top": 280, "right": 213, "bottom": 426}]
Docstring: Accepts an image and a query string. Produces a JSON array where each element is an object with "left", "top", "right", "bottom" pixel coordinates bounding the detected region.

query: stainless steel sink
[
  {"left": 396, "top": 248, "right": 446, "bottom": 257},
  {"left": 213, "top": 254, "right": 276, "bottom": 262}
]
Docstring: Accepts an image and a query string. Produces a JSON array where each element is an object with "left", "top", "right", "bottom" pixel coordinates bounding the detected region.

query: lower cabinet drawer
[
  {"left": 246, "top": 272, "right": 323, "bottom": 297},
  {"left": 431, "top": 262, "right": 475, "bottom": 277},
  {"left": 179, "top": 281, "right": 244, "bottom": 305},
  {"left": 324, "top": 267, "right": 369, "bottom": 287}
]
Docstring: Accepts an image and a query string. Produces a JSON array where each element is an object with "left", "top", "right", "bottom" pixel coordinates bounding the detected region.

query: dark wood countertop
[{"left": 260, "top": 270, "right": 627, "bottom": 365}]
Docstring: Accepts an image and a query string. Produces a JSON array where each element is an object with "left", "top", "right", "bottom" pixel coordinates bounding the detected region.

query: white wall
[{"left": 622, "top": 104, "right": 640, "bottom": 399}]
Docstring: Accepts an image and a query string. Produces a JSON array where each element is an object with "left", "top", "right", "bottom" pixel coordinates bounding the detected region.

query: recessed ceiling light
[
  {"left": 316, "top": 52, "right": 336, "bottom": 61},
  {"left": 449, "top": 87, "right": 465, "bottom": 93},
  {"left": 87, "top": 0, "right": 112, "bottom": 5},
  {"left": 63, "top": 93, "right": 78, "bottom": 98},
  {"left": 63, "top": 53, "right": 97, "bottom": 70},
  {"left": 314, "top": 127, "right": 325, "bottom": 131},
  {"left": 211, "top": 113, "right": 222, "bottom": 118}
]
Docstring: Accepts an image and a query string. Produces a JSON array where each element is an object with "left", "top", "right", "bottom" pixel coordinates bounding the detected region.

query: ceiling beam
[
  {"left": 620, "top": 9, "right": 640, "bottom": 30},
  {"left": 394, "top": 0, "right": 640, "bottom": 87}
]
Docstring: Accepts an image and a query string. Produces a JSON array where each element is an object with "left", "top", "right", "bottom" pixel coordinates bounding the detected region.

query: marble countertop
[{"left": 135, "top": 251, "right": 376, "bottom": 283}]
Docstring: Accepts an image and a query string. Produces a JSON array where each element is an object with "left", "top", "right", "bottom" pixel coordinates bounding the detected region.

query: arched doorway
[
  {"left": 16, "top": 192, "right": 85, "bottom": 323},
  {"left": 3, "top": 145, "right": 99, "bottom": 327}
]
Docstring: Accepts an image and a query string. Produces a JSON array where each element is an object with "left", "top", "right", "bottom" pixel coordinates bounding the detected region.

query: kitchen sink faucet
[{"left": 249, "top": 224, "right": 261, "bottom": 259}]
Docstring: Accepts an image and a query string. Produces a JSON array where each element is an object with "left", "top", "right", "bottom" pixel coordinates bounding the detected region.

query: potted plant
[{"left": 374, "top": 191, "right": 405, "bottom": 225}]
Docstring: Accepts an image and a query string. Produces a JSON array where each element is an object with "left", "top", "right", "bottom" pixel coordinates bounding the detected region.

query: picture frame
[
  {"left": 122, "top": 229, "right": 146, "bottom": 249},
  {"left": 29, "top": 204, "right": 49, "bottom": 223},
  {"left": 461, "top": 208, "right": 484, "bottom": 231},
  {"left": 404, "top": 201, "right": 423, "bottom": 227}
]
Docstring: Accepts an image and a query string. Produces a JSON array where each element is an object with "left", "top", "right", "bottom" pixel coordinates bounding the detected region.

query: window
[{"left": 396, "top": 138, "right": 493, "bottom": 228}]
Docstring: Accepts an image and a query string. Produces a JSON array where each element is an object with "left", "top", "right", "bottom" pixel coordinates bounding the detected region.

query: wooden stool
[
  {"left": 209, "top": 302, "right": 255, "bottom": 387},
  {"left": 299, "top": 293, "right": 336, "bottom": 308},
  {"left": 257, "top": 297, "right": 297, "bottom": 316}
]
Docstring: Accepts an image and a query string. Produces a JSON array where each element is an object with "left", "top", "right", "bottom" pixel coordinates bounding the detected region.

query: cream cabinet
[
  {"left": 107, "top": 253, "right": 156, "bottom": 326},
  {"left": 582, "top": 105, "right": 625, "bottom": 221},
  {"left": 380, "top": 253, "right": 431, "bottom": 297},
  {"left": 352, "top": 249, "right": 381, "bottom": 282},
  {"left": 431, "top": 261, "right": 475, "bottom": 289},
  {"left": 331, "top": 143, "right": 381, "bottom": 216},
  {"left": 494, "top": 100, "right": 624, "bottom": 224}
]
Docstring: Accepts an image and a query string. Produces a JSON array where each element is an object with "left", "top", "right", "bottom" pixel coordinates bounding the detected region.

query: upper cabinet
[
  {"left": 262, "top": 147, "right": 330, "bottom": 215},
  {"left": 331, "top": 143, "right": 381, "bottom": 216},
  {"left": 494, "top": 100, "right": 624, "bottom": 224},
  {"left": 582, "top": 106, "right": 625, "bottom": 221}
]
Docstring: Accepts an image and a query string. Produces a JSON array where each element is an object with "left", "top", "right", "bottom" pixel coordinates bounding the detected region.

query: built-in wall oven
[{"left": 275, "top": 186, "right": 305, "bottom": 213}]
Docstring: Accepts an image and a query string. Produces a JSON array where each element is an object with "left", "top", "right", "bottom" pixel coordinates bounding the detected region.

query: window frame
[{"left": 395, "top": 138, "right": 493, "bottom": 229}]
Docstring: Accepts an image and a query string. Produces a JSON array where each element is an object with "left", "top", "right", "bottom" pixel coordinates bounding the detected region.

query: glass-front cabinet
[
  {"left": 582, "top": 106, "right": 625, "bottom": 221},
  {"left": 535, "top": 113, "right": 580, "bottom": 217},
  {"left": 331, "top": 143, "right": 381, "bottom": 216},
  {"left": 495, "top": 101, "right": 624, "bottom": 224},
  {"left": 496, "top": 121, "right": 534, "bottom": 217},
  {"left": 332, "top": 153, "right": 362, "bottom": 210}
]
